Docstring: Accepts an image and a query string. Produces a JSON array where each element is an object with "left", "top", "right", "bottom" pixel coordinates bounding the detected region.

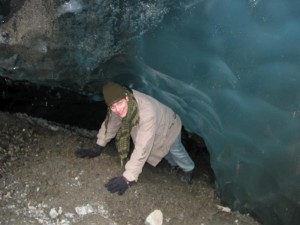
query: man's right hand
[{"left": 75, "top": 145, "right": 103, "bottom": 158}]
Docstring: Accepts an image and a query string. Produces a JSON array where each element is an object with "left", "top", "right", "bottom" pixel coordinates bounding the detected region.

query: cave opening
[{"left": 0, "top": 76, "right": 215, "bottom": 184}]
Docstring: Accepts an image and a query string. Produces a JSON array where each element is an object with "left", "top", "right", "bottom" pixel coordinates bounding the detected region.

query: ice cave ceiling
[{"left": 0, "top": 1, "right": 299, "bottom": 225}]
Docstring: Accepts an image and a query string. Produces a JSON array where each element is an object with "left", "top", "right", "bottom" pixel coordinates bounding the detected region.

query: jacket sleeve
[
  {"left": 96, "top": 113, "right": 122, "bottom": 147},
  {"left": 123, "top": 110, "right": 157, "bottom": 182}
]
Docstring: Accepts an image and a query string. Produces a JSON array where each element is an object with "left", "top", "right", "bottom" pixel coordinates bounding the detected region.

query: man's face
[{"left": 110, "top": 96, "right": 129, "bottom": 118}]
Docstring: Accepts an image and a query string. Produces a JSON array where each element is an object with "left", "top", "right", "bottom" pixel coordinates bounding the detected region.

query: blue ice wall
[{"left": 123, "top": 0, "right": 300, "bottom": 224}]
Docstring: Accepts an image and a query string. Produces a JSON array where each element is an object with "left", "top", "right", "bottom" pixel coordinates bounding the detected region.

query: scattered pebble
[
  {"left": 217, "top": 204, "right": 231, "bottom": 213},
  {"left": 75, "top": 204, "right": 94, "bottom": 215},
  {"left": 145, "top": 209, "right": 163, "bottom": 225}
]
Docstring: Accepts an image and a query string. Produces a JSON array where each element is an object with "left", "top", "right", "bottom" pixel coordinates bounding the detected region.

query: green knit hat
[{"left": 102, "top": 82, "right": 126, "bottom": 106}]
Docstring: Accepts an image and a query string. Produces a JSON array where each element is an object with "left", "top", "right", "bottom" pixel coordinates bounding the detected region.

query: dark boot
[{"left": 180, "top": 169, "right": 194, "bottom": 184}]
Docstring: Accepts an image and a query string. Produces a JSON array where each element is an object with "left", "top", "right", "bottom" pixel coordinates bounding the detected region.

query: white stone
[
  {"left": 64, "top": 212, "right": 75, "bottom": 219},
  {"left": 58, "top": 206, "right": 63, "bottom": 215},
  {"left": 145, "top": 209, "right": 163, "bottom": 225},
  {"left": 216, "top": 204, "right": 231, "bottom": 213},
  {"left": 75, "top": 204, "right": 94, "bottom": 215},
  {"left": 49, "top": 208, "right": 59, "bottom": 219}
]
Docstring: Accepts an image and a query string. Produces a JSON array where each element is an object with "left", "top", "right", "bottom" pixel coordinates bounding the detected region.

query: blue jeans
[{"left": 164, "top": 134, "right": 195, "bottom": 172}]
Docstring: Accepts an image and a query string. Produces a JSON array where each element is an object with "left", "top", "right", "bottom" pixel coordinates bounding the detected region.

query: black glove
[
  {"left": 105, "top": 176, "right": 129, "bottom": 195},
  {"left": 75, "top": 145, "right": 103, "bottom": 158}
]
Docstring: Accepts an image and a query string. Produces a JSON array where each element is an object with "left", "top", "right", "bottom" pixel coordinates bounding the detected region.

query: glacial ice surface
[{"left": 120, "top": 1, "right": 300, "bottom": 225}]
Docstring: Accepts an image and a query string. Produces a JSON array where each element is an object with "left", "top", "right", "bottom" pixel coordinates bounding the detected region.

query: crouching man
[{"left": 75, "top": 82, "right": 195, "bottom": 195}]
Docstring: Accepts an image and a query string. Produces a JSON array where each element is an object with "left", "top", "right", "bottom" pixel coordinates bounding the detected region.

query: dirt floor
[{"left": 0, "top": 111, "right": 260, "bottom": 225}]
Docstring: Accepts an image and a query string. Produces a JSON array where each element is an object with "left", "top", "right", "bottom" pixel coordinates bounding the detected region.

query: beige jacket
[{"left": 96, "top": 90, "right": 182, "bottom": 182}]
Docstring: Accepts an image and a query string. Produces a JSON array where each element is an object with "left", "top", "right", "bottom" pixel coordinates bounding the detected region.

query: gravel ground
[{"left": 0, "top": 111, "right": 260, "bottom": 225}]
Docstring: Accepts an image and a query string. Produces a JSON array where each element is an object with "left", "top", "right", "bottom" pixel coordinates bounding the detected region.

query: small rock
[
  {"left": 49, "top": 208, "right": 59, "bottom": 219},
  {"left": 216, "top": 204, "right": 231, "bottom": 213},
  {"left": 145, "top": 209, "right": 163, "bottom": 225},
  {"left": 49, "top": 125, "right": 59, "bottom": 131},
  {"left": 4, "top": 191, "right": 12, "bottom": 198},
  {"left": 75, "top": 204, "right": 94, "bottom": 215},
  {"left": 64, "top": 212, "right": 75, "bottom": 219},
  {"left": 58, "top": 206, "right": 63, "bottom": 215}
]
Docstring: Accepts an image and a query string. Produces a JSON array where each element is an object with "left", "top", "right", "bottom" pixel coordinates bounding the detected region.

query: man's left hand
[{"left": 105, "top": 176, "right": 129, "bottom": 195}]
